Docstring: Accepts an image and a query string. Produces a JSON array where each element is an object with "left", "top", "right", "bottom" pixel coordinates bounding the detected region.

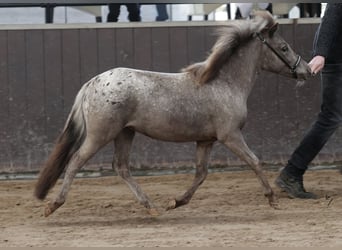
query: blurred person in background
[
  {"left": 234, "top": 3, "right": 272, "bottom": 19},
  {"left": 107, "top": 3, "right": 141, "bottom": 22},
  {"left": 298, "top": 3, "right": 321, "bottom": 18}
]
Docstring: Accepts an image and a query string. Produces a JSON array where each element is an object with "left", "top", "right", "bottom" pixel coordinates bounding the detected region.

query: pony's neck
[{"left": 219, "top": 38, "right": 262, "bottom": 97}]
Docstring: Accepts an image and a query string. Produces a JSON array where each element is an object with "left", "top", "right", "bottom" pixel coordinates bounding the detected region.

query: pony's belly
[
  {"left": 129, "top": 125, "right": 216, "bottom": 143},
  {"left": 126, "top": 104, "right": 217, "bottom": 142}
]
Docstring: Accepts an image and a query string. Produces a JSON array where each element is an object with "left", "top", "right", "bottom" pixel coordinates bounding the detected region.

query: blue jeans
[
  {"left": 289, "top": 64, "right": 342, "bottom": 171},
  {"left": 156, "top": 4, "right": 169, "bottom": 21}
]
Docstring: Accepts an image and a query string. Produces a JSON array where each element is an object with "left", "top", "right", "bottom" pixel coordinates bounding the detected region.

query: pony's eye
[{"left": 281, "top": 45, "right": 288, "bottom": 52}]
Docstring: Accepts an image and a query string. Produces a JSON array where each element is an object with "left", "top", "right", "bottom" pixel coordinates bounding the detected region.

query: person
[
  {"left": 275, "top": 4, "right": 342, "bottom": 199},
  {"left": 107, "top": 3, "right": 141, "bottom": 22}
]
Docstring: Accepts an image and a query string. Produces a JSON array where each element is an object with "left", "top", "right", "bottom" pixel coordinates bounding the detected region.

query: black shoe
[{"left": 275, "top": 170, "right": 318, "bottom": 199}]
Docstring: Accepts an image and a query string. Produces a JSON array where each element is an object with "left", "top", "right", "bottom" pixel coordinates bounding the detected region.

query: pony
[{"left": 35, "top": 11, "right": 311, "bottom": 217}]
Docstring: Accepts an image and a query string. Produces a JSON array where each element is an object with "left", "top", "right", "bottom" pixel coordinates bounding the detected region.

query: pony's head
[
  {"left": 252, "top": 11, "right": 311, "bottom": 83},
  {"left": 183, "top": 10, "right": 311, "bottom": 85}
]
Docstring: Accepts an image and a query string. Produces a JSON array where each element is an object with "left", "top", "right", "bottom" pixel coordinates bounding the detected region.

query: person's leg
[
  {"left": 226, "top": 4, "right": 231, "bottom": 19},
  {"left": 156, "top": 4, "right": 169, "bottom": 21},
  {"left": 314, "top": 3, "right": 321, "bottom": 17},
  {"left": 235, "top": 7, "right": 242, "bottom": 19},
  {"left": 276, "top": 64, "right": 342, "bottom": 198},
  {"left": 290, "top": 65, "right": 342, "bottom": 173},
  {"left": 266, "top": 3, "right": 272, "bottom": 14},
  {"left": 298, "top": 3, "right": 306, "bottom": 18},
  {"left": 107, "top": 4, "right": 121, "bottom": 22},
  {"left": 125, "top": 4, "right": 141, "bottom": 22}
]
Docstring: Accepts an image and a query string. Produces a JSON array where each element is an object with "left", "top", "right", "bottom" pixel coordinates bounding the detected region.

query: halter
[{"left": 255, "top": 32, "right": 301, "bottom": 78}]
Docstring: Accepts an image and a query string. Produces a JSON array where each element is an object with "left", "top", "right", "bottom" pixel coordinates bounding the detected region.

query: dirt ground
[{"left": 1, "top": 169, "right": 342, "bottom": 247}]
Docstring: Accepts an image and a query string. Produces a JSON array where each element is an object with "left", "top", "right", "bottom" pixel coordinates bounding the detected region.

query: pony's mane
[{"left": 183, "top": 11, "right": 276, "bottom": 85}]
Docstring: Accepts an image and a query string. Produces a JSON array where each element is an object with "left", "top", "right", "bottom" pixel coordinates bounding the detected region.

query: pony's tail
[{"left": 34, "top": 85, "right": 87, "bottom": 200}]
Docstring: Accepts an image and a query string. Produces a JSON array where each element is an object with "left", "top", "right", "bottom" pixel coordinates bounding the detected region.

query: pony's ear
[
  {"left": 261, "top": 23, "right": 278, "bottom": 36},
  {"left": 268, "top": 23, "right": 279, "bottom": 36},
  {"left": 250, "top": 10, "right": 257, "bottom": 19}
]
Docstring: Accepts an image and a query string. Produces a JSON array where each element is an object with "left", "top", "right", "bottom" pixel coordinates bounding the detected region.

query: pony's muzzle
[{"left": 296, "top": 60, "right": 312, "bottom": 81}]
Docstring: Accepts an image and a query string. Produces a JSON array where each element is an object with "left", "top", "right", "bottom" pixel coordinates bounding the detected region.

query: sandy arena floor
[{"left": 1, "top": 169, "right": 342, "bottom": 247}]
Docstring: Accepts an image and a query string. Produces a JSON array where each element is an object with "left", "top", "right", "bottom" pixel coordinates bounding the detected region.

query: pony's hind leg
[
  {"left": 221, "top": 131, "right": 278, "bottom": 208},
  {"left": 167, "top": 141, "right": 213, "bottom": 210},
  {"left": 113, "top": 128, "right": 158, "bottom": 216},
  {"left": 45, "top": 136, "right": 105, "bottom": 217}
]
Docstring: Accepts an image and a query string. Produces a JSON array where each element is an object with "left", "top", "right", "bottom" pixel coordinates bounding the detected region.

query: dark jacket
[{"left": 313, "top": 4, "right": 342, "bottom": 64}]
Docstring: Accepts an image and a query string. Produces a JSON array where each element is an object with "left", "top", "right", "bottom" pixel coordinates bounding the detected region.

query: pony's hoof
[
  {"left": 44, "top": 200, "right": 63, "bottom": 217},
  {"left": 166, "top": 199, "right": 177, "bottom": 211},
  {"left": 268, "top": 197, "right": 280, "bottom": 210},
  {"left": 270, "top": 202, "right": 280, "bottom": 210},
  {"left": 44, "top": 201, "right": 53, "bottom": 217},
  {"left": 148, "top": 208, "right": 159, "bottom": 217}
]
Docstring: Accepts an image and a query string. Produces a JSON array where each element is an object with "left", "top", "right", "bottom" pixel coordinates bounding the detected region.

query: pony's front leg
[
  {"left": 221, "top": 131, "right": 278, "bottom": 209},
  {"left": 167, "top": 141, "right": 213, "bottom": 210},
  {"left": 113, "top": 129, "right": 158, "bottom": 216}
]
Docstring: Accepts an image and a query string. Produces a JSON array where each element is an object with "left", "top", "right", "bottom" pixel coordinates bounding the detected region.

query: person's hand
[{"left": 308, "top": 55, "right": 325, "bottom": 75}]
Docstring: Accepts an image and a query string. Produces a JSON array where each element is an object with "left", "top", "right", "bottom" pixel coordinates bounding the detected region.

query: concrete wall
[{"left": 2, "top": 19, "right": 338, "bottom": 174}]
